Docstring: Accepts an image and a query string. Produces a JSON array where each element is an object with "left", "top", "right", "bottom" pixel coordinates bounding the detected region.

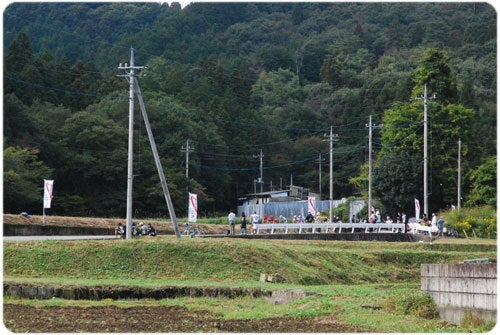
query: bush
[
  {"left": 442, "top": 206, "right": 496, "bottom": 239},
  {"left": 383, "top": 293, "right": 438, "bottom": 319}
]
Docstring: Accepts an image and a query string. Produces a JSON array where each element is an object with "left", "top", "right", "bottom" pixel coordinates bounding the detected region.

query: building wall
[{"left": 421, "top": 263, "right": 497, "bottom": 325}]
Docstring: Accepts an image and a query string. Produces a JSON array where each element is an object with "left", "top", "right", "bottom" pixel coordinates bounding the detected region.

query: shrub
[
  {"left": 442, "top": 206, "right": 496, "bottom": 238},
  {"left": 383, "top": 293, "right": 439, "bottom": 319}
]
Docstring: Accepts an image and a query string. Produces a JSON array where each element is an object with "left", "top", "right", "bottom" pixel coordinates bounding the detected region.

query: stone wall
[
  {"left": 4, "top": 283, "right": 272, "bottom": 300},
  {"left": 421, "top": 263, "right": 497, "bottom": 325},
  {"left": 3, "top": 223, "right": 113, "bottom": 236}
]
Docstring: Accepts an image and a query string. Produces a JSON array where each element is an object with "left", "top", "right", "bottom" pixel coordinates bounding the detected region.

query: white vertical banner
[
  {"left": 43, "top": 179, "right": 54, "bottom": 209},
  {"left": 415, "top": 198, "right": 420, "bottom": 221},
  {"left": 307, "top": 196, "right": 317, "bottom": 214},
  {"left": 188, "top": 193, "right": 198, "bottom": 222}
]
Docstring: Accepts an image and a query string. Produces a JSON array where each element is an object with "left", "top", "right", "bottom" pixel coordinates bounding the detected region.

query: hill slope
[{"left": 4, "top": 237, "right": 496, "bottom": 285}]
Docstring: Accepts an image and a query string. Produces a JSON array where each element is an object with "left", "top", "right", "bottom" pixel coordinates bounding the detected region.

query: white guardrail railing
[{"left": 254, "top": 222, "right": 406, "bottom": 234}]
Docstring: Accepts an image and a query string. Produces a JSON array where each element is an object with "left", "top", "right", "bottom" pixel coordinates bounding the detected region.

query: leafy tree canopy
[{"left": 3, "top": 2, "right": 496, "bottom": 217}]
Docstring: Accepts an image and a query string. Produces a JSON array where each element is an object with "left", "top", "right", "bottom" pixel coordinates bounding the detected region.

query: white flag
[
  {"left": 43, "top": 179, "right": 54, "bottom": 208},
  {"left": 307, "top": 196, "right": 316, "bottom": 215},
  {"left": 188, "top": 193, "right": 198, "bottom": 222},
  {"left": 415, "top": 198, "right": 420, "bottom": 221}
]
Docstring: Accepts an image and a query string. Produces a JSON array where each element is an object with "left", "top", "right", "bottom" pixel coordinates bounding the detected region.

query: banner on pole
[
  {"left": 307, "top": 196, "right": 316, "bottom": 214},
  {"left": 43, "top": 179, "right": 54, "bottom": 208},
  {"left": 415, "top": 198, "right": 420, "bottom": 221},
  {"left": 188, "top": 193, "right": 198, "bottom": 222}
]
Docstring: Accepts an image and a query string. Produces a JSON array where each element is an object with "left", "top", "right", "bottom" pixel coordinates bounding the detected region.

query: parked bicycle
[
  {"left": 190, "top": 225, "right": 205, "bottom": 237},
  {"left": 182, "top": 222, "right": 205, "bottom": 237}
]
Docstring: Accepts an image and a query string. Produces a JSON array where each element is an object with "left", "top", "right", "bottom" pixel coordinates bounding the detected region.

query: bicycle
[{"left": 185, "top": 224, "right": 205, "bottom": 238}]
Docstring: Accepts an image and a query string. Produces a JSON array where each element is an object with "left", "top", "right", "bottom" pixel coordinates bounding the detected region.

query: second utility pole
[
  {"left": 423, "top": 83, "right": 429, "bottom": 219},
  {"left": 325, "top": 127, "right": 338, "bottom": 223},
  {"left": 254, "top": 149, "right": 264, "bottom": 194},
  {"left": 181, "top": 139, "right": 195, "bottom": 179},
  {"left": 422, "top": 83, "right": 435, "bottom": 218},
  {"left": 366, "top": 115, "right": 382, "bottom": 217}
]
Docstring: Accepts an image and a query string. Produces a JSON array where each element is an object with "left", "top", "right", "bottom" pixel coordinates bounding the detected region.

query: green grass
[
  {"left": 3, "top": 237, "right": 496, "bottom": 332},
  {"left": 4, "top": 237, "right": 495, "bottom": 285}
]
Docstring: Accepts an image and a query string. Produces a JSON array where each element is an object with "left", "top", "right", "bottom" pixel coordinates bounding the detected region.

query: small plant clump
[
  {"left": 382, "top": 293, "right": 439, "bottom": 319},
  {"left": 460, "top": 309, "right": 496, "bottom": 331}
]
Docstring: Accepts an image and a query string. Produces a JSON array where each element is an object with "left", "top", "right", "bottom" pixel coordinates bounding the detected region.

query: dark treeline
[{"left": 3, "top": 2, "right": 496, "bottom": 218}]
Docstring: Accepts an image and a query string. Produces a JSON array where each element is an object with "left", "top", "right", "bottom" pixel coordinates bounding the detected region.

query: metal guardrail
[
  {"left": 407, "top": 223, "right": 437, "bottom": 237},
  {"left": 255, "top": 222, "right": 405, "bottom": 234}
]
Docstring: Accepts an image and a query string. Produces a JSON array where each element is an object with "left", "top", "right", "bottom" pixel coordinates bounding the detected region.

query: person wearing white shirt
[
  {"left": 228, "top": 211, "right": 236, "bottom": 235},
  {"left": 250, "top": 212, "right": 259, "bottom": 234}
]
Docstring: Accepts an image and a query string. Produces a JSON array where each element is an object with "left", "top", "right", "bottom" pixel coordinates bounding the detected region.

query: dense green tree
[
  {"left": 2, "top": 3, "right": 496, "bottom": 217},
  {"left": 373, "top": 150, "right": 422, "bottom": 214},
  {"left": 3, "top": 146, "right": 54, "bottom": 213},
  {"left": 3, "top": 94, "right": 39, "bottom": 148},
  {"left": 4, "top": 32, "right": 41, "bottom": 105},
  {"left": 375, "top": 49, "right": 476, "bottom": 215},
  {"left": 4, "top": 32, "right": 34, "bottom": 74},
  {"left": 412, "top": 48, "right": 457, "bottom": 103},
  {"left": 465, "top": 156, "right": 496, "bottom": 207},
  {"left": 57, "top": 111, "right": 127, "bottom": 215}
]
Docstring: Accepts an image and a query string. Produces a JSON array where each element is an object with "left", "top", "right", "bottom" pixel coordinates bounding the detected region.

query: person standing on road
[
  {"left": 251, "top": 211, "right": 259, "bottom": 234},
  {"left": 437, "top": 216, "right": 444, "bottom": 236},
  {"left": 402, "top": 212, "right": 407, "bottom": 233},
  {"left": 240, "top": 213, "right": 247, "bottom": 235},
  {"left": 228, "top": 211, "right": 236, "bottom": 236}
]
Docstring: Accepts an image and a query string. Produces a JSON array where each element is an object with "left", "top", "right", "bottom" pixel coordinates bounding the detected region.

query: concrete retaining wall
[
  {"left": 421, "top": 263, "right": 497, "bottom": 325},
  {"left": 229, "top": 232, "right": 419, "bottom": 242},
  {"left": 3, "top": 223, "right": 114, "bottom": 236},
  {"left": 3, "top": 283, "right": 272, "bottom": 300}
]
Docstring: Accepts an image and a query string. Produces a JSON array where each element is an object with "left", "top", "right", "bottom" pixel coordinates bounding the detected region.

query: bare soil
[{"left": 3, "top": 304, "right": 370, "bottom": 333}]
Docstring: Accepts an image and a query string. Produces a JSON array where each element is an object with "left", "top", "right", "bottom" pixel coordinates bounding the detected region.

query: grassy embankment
[{"left": 3, "top": 234, "right": 496, "bottom": 332}]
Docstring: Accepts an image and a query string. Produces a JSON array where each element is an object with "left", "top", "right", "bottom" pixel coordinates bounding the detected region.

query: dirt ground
[{"left": 3, "top": 304, "right": 370, "bottom": 333}]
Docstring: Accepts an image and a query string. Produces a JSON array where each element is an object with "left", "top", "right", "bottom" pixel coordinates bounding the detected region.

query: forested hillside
[{"left": 3, "top": 2, "right": 496, "bottom": 218}]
